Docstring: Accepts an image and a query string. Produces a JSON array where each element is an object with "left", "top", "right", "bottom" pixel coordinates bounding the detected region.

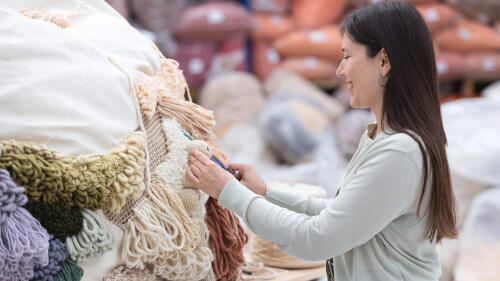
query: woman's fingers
[
  {"left": 186, "top": 166, "right": 200, "bottom": 185},
  {"left": 192, "top": 150, "right": 212, "bottom": 165}
]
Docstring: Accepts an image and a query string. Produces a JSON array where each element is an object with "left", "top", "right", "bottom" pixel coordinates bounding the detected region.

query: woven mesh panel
[{"left": 103, "top": 108, "right": 168, "bottom": 229}]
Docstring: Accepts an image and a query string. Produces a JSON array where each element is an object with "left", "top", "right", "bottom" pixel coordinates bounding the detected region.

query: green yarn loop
[
  {"left": 0, "top": 151, "right": 124, "bottom": 210},
  {"left": 53, "top": 258, "right": 83, "bottom": 281},
  {"left": 24, "top": 201, "right": 83, "bottom": 241}
]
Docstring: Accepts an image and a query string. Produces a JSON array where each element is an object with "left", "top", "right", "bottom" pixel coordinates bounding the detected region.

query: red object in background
[
  {"left": 416, "top": 4, "right": 458, "bottom": 34},
  {"left": 130, "top": 0, "right": 186, "bottom": 32},
  {"left": 291, "top": 0, "right": 346, "bottom": 29},
  {"left": 106, "top": 0, "right": 130, "bottom": 19},
  {"left": 465, "top": 53, "right": 500, "bottom": 82},
  {"left": 174, "top": 41, "right": 217, "bottom": 87},
  {"left": 435, "top": 52, "right": 466, "bottom": 82},
  {"left": 434, "top": 20, "right": 500, "bottom": 53},
  {"left": 251, "top": 14, "right": 295, "bottom": 40},
  {"left": 209, "top": 38, "right": 247, "bottom": 79},
  {"left": 252, "top": 40, "right": 281, "bottom": 80},
  {"left": 280, "top": 56, "right": 338, "bottom": 81},
  {"left": 174, "top": 2, "right": 254, "bottom": 42},
  {"left": 273, "top": 25, "right": 344, "bottom": 63},
  {"left": 250, "top": 0, "right": 289, "bottom": 14}
]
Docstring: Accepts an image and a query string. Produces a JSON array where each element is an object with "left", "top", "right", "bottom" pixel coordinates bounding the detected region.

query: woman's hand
[
  {"left": 228, "top": 163, "right": 267, "bottom": 196},
  {"left": 187, "top": 150, "right": 234, "bottom": 199}
]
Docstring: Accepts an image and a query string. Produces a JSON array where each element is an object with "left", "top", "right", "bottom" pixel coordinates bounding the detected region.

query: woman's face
[{"left": 336, "top": 32, "right": 385, "bottom": 110}]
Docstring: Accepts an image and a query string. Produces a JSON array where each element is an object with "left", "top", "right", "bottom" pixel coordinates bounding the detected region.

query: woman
[{"left": 187, "top": 2, "right": 458, "bottom": 280}]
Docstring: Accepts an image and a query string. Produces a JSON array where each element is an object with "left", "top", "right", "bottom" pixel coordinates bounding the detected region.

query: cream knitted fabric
[
  {"left": 66, "top": 209, "right": 115, "bottom": 264},
  {"left": 153, "top": 119, "right": 212, "bottom": 192}
]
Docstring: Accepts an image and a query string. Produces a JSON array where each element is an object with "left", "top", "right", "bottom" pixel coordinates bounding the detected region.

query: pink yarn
[{"left": 0, "top": 207, "right": 50, "bottom": 280}]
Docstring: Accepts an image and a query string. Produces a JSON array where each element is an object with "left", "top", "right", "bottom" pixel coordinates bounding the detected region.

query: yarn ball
[
  {"left": 32, "top": 235, "right": 68, "bottom": 281},
  {"left": 53, "top": 258, "right": 83, "bottom": 281},
  {"left": 24, "top": 201, "right": 83, "bottom": 241},
  {"left": 198, "top": 72, "right": 265, "bottom": 137},
  {"left": 0, "top": 207, "right": 50, "bottom": 281},
  {"left": 259, "top": 93, "right": 331, "bottom": 164},
  {"left": 0, "top": 168, "right": 28, "bottom": 224}
]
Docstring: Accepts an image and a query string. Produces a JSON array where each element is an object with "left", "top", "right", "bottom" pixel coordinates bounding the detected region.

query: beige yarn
[
  {"left": 135, "top": 75, "right": 159, "bottom": 120},
  {"left": 103, "top": 265, "right": 159, "bottom": 281},
  {"left": 122, "top": 178, "right": 200, "bottom": 273},
  {"left": 0, "top": 139, "right": 61, "bottom": 159},
  {"left": 178, "top": 188, "right": 209, "bottom": 220},
  {"left": 156, "top": 56, "right": 190, "bottom": 102},
  {"left": 158, "top": 95, "right": 216, "bottom": 142},
  {"left": 153, "top": 119, "right": 212, "bottom": 193},
  {"left": 66, "top": 209, "right": 115, "bottom": 264},
  {"left": 18, "top": 2, "right": 99, "bottom": 29},
  {"left": 19, "top": 8, "right": 71, "bottom": 28},
  {"left": 249, "top": 235, "right": 323, "bottom": 269}
]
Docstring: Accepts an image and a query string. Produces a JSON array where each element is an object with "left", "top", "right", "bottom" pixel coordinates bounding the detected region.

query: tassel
[
  {"left": 53, "top": 258, "right": 83, "bottom": 281},
  {"left": 66, "top": 209, "right": 114, "bottom": 264},
  {"left": 158, "top": 95, "right": 216, "bottom": 142},
  {"left": 19, "top": 8, "right": 72, "bottom": 28},
  {"left": 24, "top": 201, "right": 83, "bottom": 241},
  {"left": 122, "top": 179, "right": 200, "bottom": 274},
  {"left": 32, "top": 235, "right": 68, "bottom": 281}
]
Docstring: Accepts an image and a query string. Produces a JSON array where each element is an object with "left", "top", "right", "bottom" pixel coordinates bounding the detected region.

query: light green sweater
[{"left": 218, "top": 124, "right": 441, "bottom": 281}]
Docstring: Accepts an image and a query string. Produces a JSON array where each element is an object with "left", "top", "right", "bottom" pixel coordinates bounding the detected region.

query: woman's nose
[{"left": 336, "top": 63, "right": 345, "bottom": 78}]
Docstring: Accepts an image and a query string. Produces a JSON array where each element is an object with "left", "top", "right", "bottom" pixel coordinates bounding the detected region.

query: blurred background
[{"left": 104, "top": 0, "right": 500, "bottom": 280}]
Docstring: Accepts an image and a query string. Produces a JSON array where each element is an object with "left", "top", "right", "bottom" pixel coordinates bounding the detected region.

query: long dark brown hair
[{"left": 343, "top": 1, "right": 457, "bottom": 242}]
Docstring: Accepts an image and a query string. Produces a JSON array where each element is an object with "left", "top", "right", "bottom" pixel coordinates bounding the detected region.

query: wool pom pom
[
  {"left": 32, "top": 235, "right": 68, "bottom": 281},
  {"left": 0, "top": 168, "right": 28, "bottom": 224},
  {"left": 24, "top": 201, "right": 83, "bottom": 241},
  {"left": 53, "top": 258, "right": 83, "bottom": 281},
  {"left": 66, "top": 209, "right": 114, "bottom": 264},
  {"left": 0, "top": 207, "right": 49, "bottom": 281},
  {"left": 103, "top": 265, "right": 158, "bottom": 281}
]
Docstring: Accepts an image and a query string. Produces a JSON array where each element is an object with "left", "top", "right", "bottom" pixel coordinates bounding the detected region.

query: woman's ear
[{"left": 380, "top": 48, "right": 391, "bottom": 76}]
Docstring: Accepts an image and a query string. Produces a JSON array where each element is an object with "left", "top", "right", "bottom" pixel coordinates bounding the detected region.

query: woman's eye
[{"left": 343, "top": 56, "right": 350, "bottom": 60}]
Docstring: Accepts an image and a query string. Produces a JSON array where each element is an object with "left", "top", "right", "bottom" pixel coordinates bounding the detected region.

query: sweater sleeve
[
  {"left": 218, "top": 148, "right": 421, "bottom": 261},
  {"left": 264, "top": 186, "right": 329, "bottom": 216}
]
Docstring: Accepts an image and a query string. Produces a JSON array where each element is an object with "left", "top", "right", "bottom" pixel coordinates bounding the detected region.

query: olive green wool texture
[{"left": 24, "top": 201, "right": 83, "bottom": 241}]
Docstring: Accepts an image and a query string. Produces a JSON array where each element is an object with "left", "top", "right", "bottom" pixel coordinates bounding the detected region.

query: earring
[{"left": 377, "top": 74, "right": 386, "bottom": 87}]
